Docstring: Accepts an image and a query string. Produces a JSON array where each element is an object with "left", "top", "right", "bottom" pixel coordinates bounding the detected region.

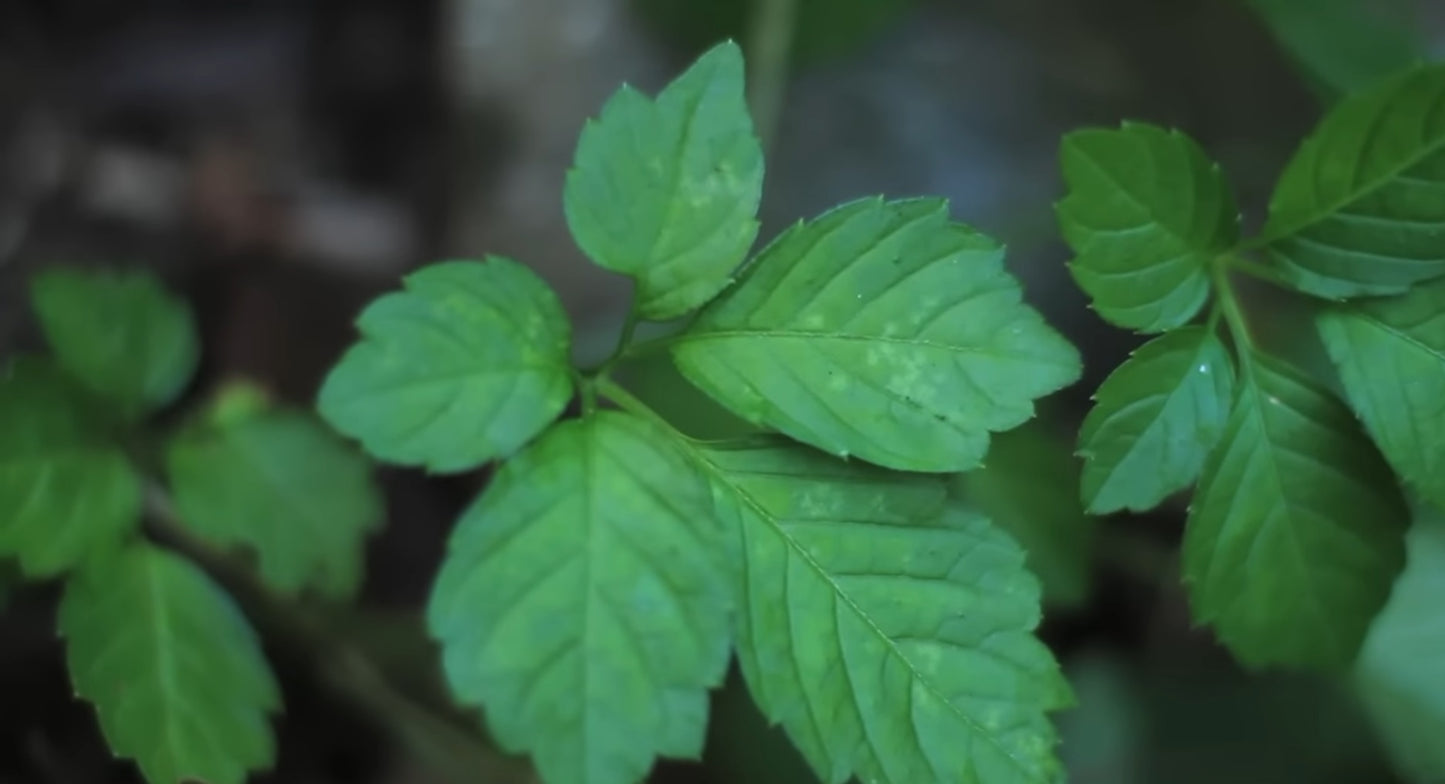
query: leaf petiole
[{"left": 1210, "top": 255, "right": 1256, "bottom": 357}]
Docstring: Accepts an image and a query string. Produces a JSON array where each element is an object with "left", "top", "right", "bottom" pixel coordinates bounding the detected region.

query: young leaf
[
  {"left": 672, "top": 197, "right": 1081, "bottom": 473},
  {"left": 1261, "top": 63, "right": 1445, "bottom": 299},
  {"left": 1183, "top": 350, "right": 1409, "bottom": 669},
  {"left": 60, "top": 542, "right": 281, "bottom": 784},
  {"left": 954, "top": 421, "right": 1096, "bottom": 609},
  {"left": 427, "top": 411, "right": 731, "bottom": 784},
  {"left": 1316, "top": 277, "right": 1445, "bottom": 509},
  {"left": 0, "top": 357, "right": 142, "bottom": 577},
  {"left": 1355, "top": 504, "right": 1445, "bottom": 782},
  {"left": 564, "top": 40, "right": 763, "bottom": 320},
  {"left": 30, "top": 267, "right": 199, "bottom": 417},
  {"left": 319, "top": 257, "right": 573, "bottom": 473},
  {"left": 1078, "top": 326, "right": 1236, "bottom": 514},
  {"left": 698, "top": 437, "right": 1071, "bottom": 784},
  {"left": 167, "top": 382, "right": 383, "bottom": 600},
  {"left": 1058, "top": 123, "right": 1238, "bottom": 332}
]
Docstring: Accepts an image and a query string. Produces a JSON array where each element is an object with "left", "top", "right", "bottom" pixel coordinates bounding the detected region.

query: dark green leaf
[
  {"left": 1355, "top": 504, "right": 1445, "bottom": 782},
  {"left": 1245, "top": 0, "right": 1423, "bottom": 101},
  {"left": 1183, "top": 350, "right": 1408, "bottom": 669},
  {"left": 318, "top": 257, "right": 573, "bottom": 473},
  {"left": 954, "top": 421, "right": 1096, "bottom": 608},
  {"left": 0, "top": 357, "right": 141, "bottom": 577},
  {"left": 167, "top": 381, "right": 383, "bottom": 600},
  {"left": 60, "top": 542, "right": 280, "bottom": 784},
  {"left": 1078, "top": 327, "right": 1236, "bottom": 514},
  {"left": 565, "top": 40, "right": 763, "bottom": 320},
  {"left": 1058, "top": 123, "right": 1238, "bottom": 332},
  {"left": 698, "top": 437, "right": 1070, "bottom": 784},
  {"left": 1261, "top": 63, "right": 1445, "bottom": 299},
  {"left": 1316, "top": 278, "right": 1445, "bottom": 509},
  {"left": 427, "top": 411, "right": 731, "bottom": 784},
  {"left": 30, "top": 267, "right": 199, "bottom": 417},
  {"left": 672, "top": 197, "right": 1081, "bottom": 473}
]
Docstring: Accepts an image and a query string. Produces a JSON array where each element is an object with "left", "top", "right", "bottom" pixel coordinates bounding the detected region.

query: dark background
[{"left": 1, "top": 1, "right": 1442, "bottom": 782}]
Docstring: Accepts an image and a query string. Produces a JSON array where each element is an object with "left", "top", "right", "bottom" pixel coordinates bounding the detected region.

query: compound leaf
[
  {"left": 1316, "top": 277, "right": 1445, "bottom": 509},
  {"left": 698, "top": 437, "right": 1071, "bottom": 784},
  {"left": 1355, "top": 504, "right": 1445, "bottom": 783},
  {"left": 60, "top": 542, "right": 280, "bottom": 784},
  {"left": 167, "top": 382, "right": 383, "bottom": 600},
  {"left": 30, "top": 267, "right": 199, "bottom": 417},
  {"left": 1078, "top": 327, "right": 1236, "bottom": 514},
  {"left": 565, "top": 40, "right": 763, "bottom": 320},
  {"left": 672, "top": 197, "right": 1081, "bottom": 473},
  {"left": 1261, "top": 63, "right": 1445, "bottom": 299},
  {"left": 427, "top": 411, "right": 731, "bottom": 784},
  {"left": 1058, "top": 123, "right": 1238, "bottom": 332},
  {"left": 1183, "top": 350, "right": 1408, "bottom": 670},
  {"left": 954, "top": 421, "right": 1096, "bottom": 609},
  {"left": 319, "top": 257, "right": 573, "bottom": 473},
  {"left": 0, "top": 357, "right": 142, "bottom": 577}
]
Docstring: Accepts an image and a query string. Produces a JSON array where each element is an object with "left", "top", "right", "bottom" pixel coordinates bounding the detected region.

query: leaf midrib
[
  {"left": 671, "top": 328, "right": 1056, "bottom": 360},
  {"left": 1070, "top": 137, "right": 1215, "bottom": 253},
  {"left": 690, "top": 446, "right": 1047, "bottom": 783}
]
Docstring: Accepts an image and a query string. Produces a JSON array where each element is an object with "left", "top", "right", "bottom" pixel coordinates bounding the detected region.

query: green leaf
[
  {"left": 318, "top": 257, "right": 573, "bottom": 473},
  {"left": 0, "top": 357, "right": 142, "bottom": 577},
  {"left": 30, "top": 267, "right": 199, "bottom": 417},
  {"left": 1183, "top": 350, "right": 1409, "bottom": 669},
  {"left": 167, "top": 382, "right": 383, "bottom": 600},
  {"left": 1245, "top": 0, "right": 1423, "bottom": 101},
  {"left": 672, "top": 197, "right": 1081, "bottom": 473},
  {"left": 1261, "top": 63, "right": 1445, "bottom": 299},
  {"left": 1078, "top": 327, "right": 1236, "bottom": 514},
  {"left": 427, "top": 411, "right": 731, "bottom": 784},
  {"left": 564, "top": 40, "right": 763, "bottom": 320},
  {"left": 1058, "top": 123, "right": 1238, "bottom": 332},
  {"left": 953, "top": 421, "right": 1096, "bottom": 608},
  {"left": 1355, "top": 504, "right": 1445, "bottom": 782},
  {"left": 698, "top": 437, "right": 1071, "bottom": 784},
  {"left": 60, "top": 542, "right": 281, "bottom": 784},
  {"left": 1316, "top": 278, "right": 1445, "bottom": 509}
]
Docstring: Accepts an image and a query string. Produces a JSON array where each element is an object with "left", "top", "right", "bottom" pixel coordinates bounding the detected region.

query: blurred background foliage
[{"left": 1, "top": 0, "right": 1443, "bottom": 782}]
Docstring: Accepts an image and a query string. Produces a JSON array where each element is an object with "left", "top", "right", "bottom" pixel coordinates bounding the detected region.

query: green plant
[
  {"left": 0, "top": 268, "right": 382, "bottom": 783},
  {"left": 1062, "top": 63, "right": 1445, "bottom": 671},
  {"left": 319, "top": 40, "right": 1082, "bottom": 784}
]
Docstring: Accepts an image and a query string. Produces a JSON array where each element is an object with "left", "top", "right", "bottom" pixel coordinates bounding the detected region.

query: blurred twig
[{"left": 745, "top": 0, "right": 800, "bottom": 156}]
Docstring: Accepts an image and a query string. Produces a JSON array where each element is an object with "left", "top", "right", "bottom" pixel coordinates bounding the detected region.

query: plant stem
[
  {"left": 141, "top": 486, "right": 535, "bottom": 784},
  {"left": 596, "top": 376, "right": 674, "bottom": 432},
  {"left": 1210, "top": 255, "right": 1255, "bottom": 356},
  {"left": 745, "top": 0, "right": 800, "bottom": 156}
]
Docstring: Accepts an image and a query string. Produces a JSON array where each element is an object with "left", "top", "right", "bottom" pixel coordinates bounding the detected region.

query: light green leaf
[
  {"left": 1261, "top": 63, "right": 1445, "bottom": 299},
  {"left": 1316, "top": 277, "right": 1445, "bottom": 509},
  {"left": 318, "top": 257, "right": 573, "bottom": 473},
  {"left": 672, "top": 197, "right": 1081, "bottom": 473},
  {"left": 953, "top": 421, "right": 1096, "bottom": 608},
  {"left": 698, "top": 437, "right": 1071, "bottom": 784},
  {"left": 0, "top": 357, "right": 142, "bottom": 577},
  {"left": 30, "top": 267, "right": 199, "bottom": 417},
  {"left": 564, "top": 40, "right": 763, "bottom": 320},
  {"left": 427, "top": 411, "right": 731, "bottom": 784},
  {"left": 1183, "top": 350, "right": 1408, "bottom": 669},
  {"left": 60, "top": 542, "right": 281, "bottom": 784},
  {"left": 1245, "top": 0, "right": 1423, "bottom": 101},
  {"left": 1355, "top": 504, "right": 1445, "bottom": 783},
  {"left": 1058, "top": 123, "right": 1237, "bottom": 332},
  {"left": 1078, "top": 327, "right": 1236, "bottom": 514},
  {"left": 167, "top": 382, "right": 383, "bottom": 600}
]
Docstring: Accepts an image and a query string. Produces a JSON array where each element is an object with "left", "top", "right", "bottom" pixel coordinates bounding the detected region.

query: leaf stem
[
  {"left": 1224, "top": 253, "right": 1289, "bottom": 287},
  {"left": 744, "top": 0, "right": 799, "bottom": 156},
  {"left": 140, "top": 485, "right": 536, "bottom": 784},
  {"left": 595, "top": 376, "right": 675, "bottom": 433}
]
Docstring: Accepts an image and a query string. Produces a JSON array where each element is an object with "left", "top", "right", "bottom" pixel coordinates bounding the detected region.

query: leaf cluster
[
  {"left": 1062, "top": 63, "right": 1445, "bottom": 670},
  {"left": 0, "top": 268, "right": 382, "bottom": 783},
  {"left": 320, "top": 41, "right": 1083, "bottom": 784}
]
